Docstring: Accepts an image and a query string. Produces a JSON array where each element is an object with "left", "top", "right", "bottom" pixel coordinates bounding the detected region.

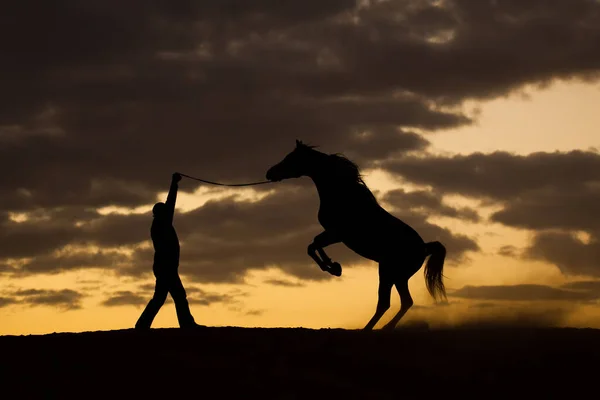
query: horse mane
[
  {"left": 328, "top": 153, "right": 378, "bottom": 203},
  {"left": 328, "top": 153, "right": 362, "bottom": 182},
  {"left": 297, "top": 141, "right": 378, "bottom": 202}
]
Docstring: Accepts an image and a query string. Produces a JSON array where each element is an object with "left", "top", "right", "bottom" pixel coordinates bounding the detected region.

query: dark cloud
[
  {"left": 125, "top": 185, "right": 478, "bottom": 283},
  {"left": 0, "top": 207, "right": 148, "bottom": 261},
  {"left": 379, "top": 190, "right": 481, "bottom": 261},
  {"left": 100, "top": 291, "right": 147, "bottom": 307},
  {"left": 392, "top": 212, "right": 480, "bottom": 263},
  {"left": 383, "top": 150, "right": 600, "bottom": 202},
  {"left": 0, "top": 210, "right": 88, "bottom": 259},
  {"left": 100, "top": 285, "right": 242, "bottom": 308},
  {"left": 138, "top": 284, "right": 156, "bottom": 292},
  {"left": 0, "top": 0, "right": 476, "bottom": 214},
  {"left": 450, "top": 283, "right": 600, "bottom": 302},
  {"left": 524, "top": 232, "right": 600, "bottom": 277},
  {"left": 491, "top": 186, "right": 600, "bottom": 233},
  {"left": 497, "top": 245, "right": 520, "bottom": 258},
  {"left": 382, "top": 188, "right": 480, "bottom": 222},
  {"left": 561, "top": 280, "right": 600, "bottom": 292},
  {"left": 340, "top": 128, "right": 431, "bottom": 168},
  {"left": 185, "top": 287, "right": 240, "bottom": 306},
  {"left": 383, "top": 150, "right": 600, "bottom": 277},
  {"left": 3, "top": 0, "right": 600, "bottom": 285},
  {"left": 9, "top": 288, "right": 84, "bottom": 310},
  {"left": 125, "top": 187, "right": 360, "bottom": 283},
  {"left": 3, "top": 0, "right": 600, "bottom": 215},
  {"left": 298, "top": 0, "right": 600, "bottom": 103},
  {"left": 263, "top": 279, "right": 306, "bottom": 288},
  {"left": 22, "top": 250, "right": 131, "bottom": 275},
  {"left": 2, "top": 179, "right": 479, "bottom": 283},
  {"left": 0, "top": 297, "right": 18, "bottom": 308},
  {"left": 493, "top": 182, "right": 600, "bottom": 277}
]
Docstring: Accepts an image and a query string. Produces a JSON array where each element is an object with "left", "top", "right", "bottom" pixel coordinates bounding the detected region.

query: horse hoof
[{"left": 329, "top": 262, "right": 342, "bottom": 276}]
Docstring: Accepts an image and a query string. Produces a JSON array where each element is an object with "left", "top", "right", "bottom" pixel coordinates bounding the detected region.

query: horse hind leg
[
  {"left": 382, "top": 278, "right": 414, "bottom": 331},
  {"left": 363, "top": 274, "right": 393, "bottom": 331}
]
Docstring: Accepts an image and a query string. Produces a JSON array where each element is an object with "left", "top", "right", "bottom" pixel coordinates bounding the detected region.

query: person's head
[{"left": 152, "top": 202, "right": 166, "bottom": 219}]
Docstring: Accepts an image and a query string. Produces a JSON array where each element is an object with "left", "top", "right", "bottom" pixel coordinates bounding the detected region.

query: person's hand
[{"left": 173, "top": 172, "right": 182, "bottom": 183}]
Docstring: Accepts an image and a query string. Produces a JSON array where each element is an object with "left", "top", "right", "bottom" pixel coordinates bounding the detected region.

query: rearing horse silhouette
[{"left": 266, "top": 140, "right": 447, "bottom": 330}]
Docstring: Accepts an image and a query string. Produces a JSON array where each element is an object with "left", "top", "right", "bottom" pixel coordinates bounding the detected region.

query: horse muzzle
[{"left": 266, "top": 166, "right": 282, "bottom": 182}]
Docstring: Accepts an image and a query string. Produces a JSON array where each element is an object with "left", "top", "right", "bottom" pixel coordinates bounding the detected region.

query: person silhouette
[{"left": 135, "top": 172, "right": 202, "bottom": 329}]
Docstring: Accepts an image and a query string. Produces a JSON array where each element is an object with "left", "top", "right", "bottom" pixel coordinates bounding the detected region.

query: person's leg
[
  {"left": 168, "top": 272, "right": 200, "bottom": 328},
  {"left": 135, "top": 275, "right": 169, "bottom": 329}
]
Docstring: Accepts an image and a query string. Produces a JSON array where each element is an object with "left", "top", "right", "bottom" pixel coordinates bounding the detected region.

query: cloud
[
  {"left": 491, "top": 186, "right": 600, "bottom": 233},
  {"left": 524, "top": 232, "right": 600, "bottom": 277},
  {"left": 382, "top": 188, "right": 480, "bottom": 222},
  {"left": 0, "top": 207, "right": 148, "bottom": 261},
  {"left": 7, "top": 288, "right": 84, "bottom": 310},
  {"left": 101, "top": 291, "right": 147, "bottom": 307},
  {"left": 22, "top": 249, "right": 131, "bottom": 275},
  {"left": 120, "top": 186, "right": 357, "bottom": 283},
  {"left": 497, "top": 245, "right": 520, "bottom": 258},
  {"left": 3, "top": 0, "right": 600, "bottom": 285},
  {"left": 186, "top": 288, "right": 238, "bottom": 306},
  {"left": 561, "top": 280, "right": 600, "bottom": 292},
  {"left": 378, "top": 191, "right": 481, "bottom": 262},
  {"left": 0, "top": 297, "right": 18, "bottom": 308},
  {"left": 0, "top": 0, "right": 479, "bottom": 215},
  {"left": 100, "top": 285, "right": 243, "bottom": 308},
  {"left": 138, "top": 283, "right": 156, "bottom": 292},
  {"left": 383, "top": 150, "right": 600, "bottom": 276},
  {"left": 3, "top": 0, "right": 600, "bottom": 215},
  {"left": 1, "top": 178, "right": 479, "bottom": 283},
  {"left": 450, "top": 283, "right": 600, "bottom": 302},
  {"left": 263, "top": 279, "right": 306, "bottom": 288},
  {"left": 126, "top": 185, "right": 479, "bottom": 283},
  {"left": 382, "top": 150, "right": 600, "bottom": 202}
]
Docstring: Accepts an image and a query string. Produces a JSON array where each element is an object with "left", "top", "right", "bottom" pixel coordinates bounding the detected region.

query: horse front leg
[{"left": 307, "top": 230, "right": 342, "bottom": 277}]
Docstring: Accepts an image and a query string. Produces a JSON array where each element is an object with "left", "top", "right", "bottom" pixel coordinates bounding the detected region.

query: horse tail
[{"left": 424, "top": 241, "right": 447, "bottom": 302}]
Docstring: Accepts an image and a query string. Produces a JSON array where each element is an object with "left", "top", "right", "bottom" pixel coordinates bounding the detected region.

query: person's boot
[{"left": 174, "top": 298, "right": 204, "bottom": 328}]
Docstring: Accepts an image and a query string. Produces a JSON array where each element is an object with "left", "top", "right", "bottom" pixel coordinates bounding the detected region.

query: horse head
[{"left": 266, "top": 140, "right": 318, "bottom": 182}]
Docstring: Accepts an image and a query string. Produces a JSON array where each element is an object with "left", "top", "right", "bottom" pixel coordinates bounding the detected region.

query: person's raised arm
[{"left": 165, "top": 172, "right": 182, "bottom": 224}]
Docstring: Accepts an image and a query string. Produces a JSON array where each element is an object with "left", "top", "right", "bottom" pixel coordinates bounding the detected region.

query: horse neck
[
  {"left": 308, "top": 169, "right": 378, "bottom": 208},
  {"left": 308, "top": 172, "right": 349, "bottom": 204},
  {"left": 308, "top": 174, "right": 329, "bottom": 200}
]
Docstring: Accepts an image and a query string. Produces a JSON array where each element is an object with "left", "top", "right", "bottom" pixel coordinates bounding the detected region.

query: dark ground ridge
[{"left": 1, "top": 326, "right": 599, "bottom": 399}]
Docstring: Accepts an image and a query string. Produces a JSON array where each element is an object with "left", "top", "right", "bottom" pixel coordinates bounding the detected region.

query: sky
[{"left": 2, "top": 0, "right": 600, "bottom": 335}]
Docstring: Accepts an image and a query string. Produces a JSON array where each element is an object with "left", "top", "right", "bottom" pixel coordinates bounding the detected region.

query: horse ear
[{"left": 296, "top": 139, "right": 301, "bottom": 146}]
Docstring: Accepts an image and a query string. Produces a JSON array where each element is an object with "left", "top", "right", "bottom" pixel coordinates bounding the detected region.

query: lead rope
[{"left": 177, "top": 172, "right": 273, "bottom": 187}]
